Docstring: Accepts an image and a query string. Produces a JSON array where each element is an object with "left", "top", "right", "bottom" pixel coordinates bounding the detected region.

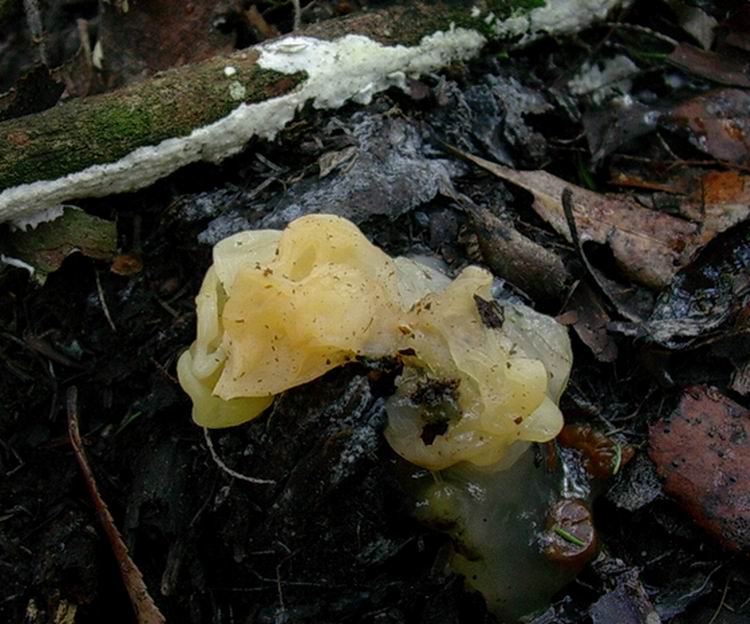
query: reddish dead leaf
[
  {"left": 67, "top": 387, "right": 166, "bottom": 624},
  {"left": 667, "top": 43, "right": 750, "bottom": 88},
  {"left": 98, "top": 0, "right": 234, "bottom": 87},
  {"left": 684, "top": 170, "right": 750, "bottom": 240},
  {"left": 611, "top": 168, "right": 750, "bottom": 243},
  {"left": 454, "top": 149, "right": 699, "bottom": 290},
  {"left": 649, "top": 386, "right": 750, "bottom": 554},
  {"left": 662, "top": 89, "right": 750, "bottom": 165}
]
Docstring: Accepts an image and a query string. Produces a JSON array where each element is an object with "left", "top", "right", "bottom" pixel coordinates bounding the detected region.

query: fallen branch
[{"left": 0, "top": 0, "right": 629, "bottom": 225}]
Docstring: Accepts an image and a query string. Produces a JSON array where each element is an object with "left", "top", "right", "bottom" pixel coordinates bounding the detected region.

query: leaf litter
[{"left": 3, "top": 1, "right": 750, "bottom": 623}]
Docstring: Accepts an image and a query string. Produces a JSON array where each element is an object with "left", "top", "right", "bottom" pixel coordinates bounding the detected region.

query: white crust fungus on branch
[
  {"left": 0, "top": 29, "right": 486, "bottom": 228},
  {"left": 0, "top": 0, "right": 633, "bottom": 228}
]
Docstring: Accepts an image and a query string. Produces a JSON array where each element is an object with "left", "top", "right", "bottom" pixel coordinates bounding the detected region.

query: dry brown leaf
[
  {"left": 456, "top": 150, "right": 699, "bottom": 290},
  {"left": 560, "top": 282, "right": 618, "bottom": 362},
  {"left": 666, "top": 43, "right": 750, "bottom": 88},
  {"left": 662, "top": 89, "right": 750, "bottom": 165}
]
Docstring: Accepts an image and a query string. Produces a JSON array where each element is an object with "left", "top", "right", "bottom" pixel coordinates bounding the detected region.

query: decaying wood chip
[
  {"left": 67, "top": 387, "right": 166, "bottom": 624},
  {"left": 462, "top": 198, "right": 571, "bottom": 303}
]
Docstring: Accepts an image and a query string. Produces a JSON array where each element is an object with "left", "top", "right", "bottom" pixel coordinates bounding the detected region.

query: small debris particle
[{"left": 473, "top": 295, "right": 504, "bottom": 328}]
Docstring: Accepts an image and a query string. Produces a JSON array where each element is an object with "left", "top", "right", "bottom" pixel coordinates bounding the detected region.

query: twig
[
  {"left": 300, "top": 0, "right": 317, "bottom": 17},
  {"left": 707, "top": 574, "right": 731, "bottom": 624},
  {"left": 601, "top": 21, "right": 678, "bottom": 47},
  {"left": 150, "top": 356, "right": 179, "bottom": 385},
  {"left": 22, "top": 0, "right": 47, "bottom": 65},
  {"left": 203, "top": 427, "right": 276, "bottom": 485},
  {"left": 94, "top": 268, "right": 117, "bottom": 331},
  {"left": 276, "top": 562, "right": 286, "bottom": 613},
  {"left": 291, "top": 0, "right": 302, "bottom": 31},
  {"left": 67, "top": 387, "right": 166, "bottom": 624},
  {"left": 1, "top": 437, "right": 25, "bottom": 477},
  {"left": 561, "top": 187, "right": 643, "bottom": 322}
]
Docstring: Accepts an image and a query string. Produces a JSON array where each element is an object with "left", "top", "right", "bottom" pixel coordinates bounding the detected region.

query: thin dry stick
[
  {"left": 708, "top": 575, "right": 731, "bottom": 624},
  {"left": 601, "top": 21, "right": 679, "bottom": 47},
  {"left": 203, "top": 427, "right": 276, "bottom": 485},
  {"left": 22, "top": 0, "right": 47, "bottom": 64},
  {"left": 67, "top": 387, "right": 166, "bottom": 624},
  {"left": 291, "top": 0, "right": 301, "bottom": 30},
  {"left": 94, "top": 268, "right": 117, "bottom": 331}
]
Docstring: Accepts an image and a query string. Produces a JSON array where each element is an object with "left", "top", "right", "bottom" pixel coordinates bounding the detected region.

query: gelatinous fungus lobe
[{"left": 179, "top": 214, "right": 573, "bottom": 471}]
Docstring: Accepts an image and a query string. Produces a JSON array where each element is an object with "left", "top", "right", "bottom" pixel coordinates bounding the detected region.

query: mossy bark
[{"left": 0, "top": 50, "right": 305, "bottom": 190}]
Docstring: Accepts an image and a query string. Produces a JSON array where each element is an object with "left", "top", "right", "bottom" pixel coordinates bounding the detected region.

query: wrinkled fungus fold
[{"left": 178, "top": 214, "right": 572, "bottom": 470}]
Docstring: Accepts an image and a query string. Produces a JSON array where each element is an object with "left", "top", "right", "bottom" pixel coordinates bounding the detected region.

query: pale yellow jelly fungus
[
  {"left": 177, "top": 214, "right": 572, "bottom": 469},
  {"left": 385, "top": 266, "right": 569, "bottom": 470}
]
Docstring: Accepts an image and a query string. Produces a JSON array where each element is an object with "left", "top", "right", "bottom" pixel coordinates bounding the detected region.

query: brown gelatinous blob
[
  {"left": 543, "top": 499, "right": 597, "bottom": 567},
  {"left": 558, "top": 424, "right": 634, "bottom": 479}
]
